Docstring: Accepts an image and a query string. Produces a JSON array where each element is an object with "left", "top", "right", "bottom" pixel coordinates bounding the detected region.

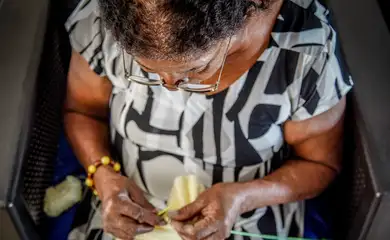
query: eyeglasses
[{"left": 122, "top": 37, "right": 231, "bottom": 93}]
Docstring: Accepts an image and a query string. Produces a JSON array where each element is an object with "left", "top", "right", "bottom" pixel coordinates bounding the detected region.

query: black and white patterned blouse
[{"left": 66, "top": 0, "right": 353, "bottom": 239}]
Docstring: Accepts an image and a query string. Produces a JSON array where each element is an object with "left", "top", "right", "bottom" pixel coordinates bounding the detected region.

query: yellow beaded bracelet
[{"left": 85, "top": 156, "right": 121, "bottom": 196}]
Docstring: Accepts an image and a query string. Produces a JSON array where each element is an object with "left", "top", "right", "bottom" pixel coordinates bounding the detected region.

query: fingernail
[
  {"left": 136, "top": 225, "right": 153, "bottom": 234},
  {"left": 167, "top": 210, "right": 178, "bottom": 218}
]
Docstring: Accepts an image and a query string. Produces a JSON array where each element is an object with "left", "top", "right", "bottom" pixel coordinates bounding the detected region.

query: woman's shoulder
[
  {"left": 65, "top": 0, "right": 101, "bottom": 35},
  {"left": 252, "top": 1, "right": 353, "bottom": 121},
  {"left": 269, "top": 0, "right": 336, "bottom": 57},
  {"left": 65, "top": 0, "right": 115, "bottom": 77}
]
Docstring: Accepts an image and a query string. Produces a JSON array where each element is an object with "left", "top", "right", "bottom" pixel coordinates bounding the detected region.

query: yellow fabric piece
[
  {"left": 135, "top": 175, "right": 205, "bottom": 240},
  {"left": 44, "top": 176, "right": 83, "bottom": 217}
]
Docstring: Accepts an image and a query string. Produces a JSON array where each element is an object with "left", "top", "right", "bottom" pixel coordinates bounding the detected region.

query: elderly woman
[{"left": 65, "top": 0, "right": 352, "bottom": 239}]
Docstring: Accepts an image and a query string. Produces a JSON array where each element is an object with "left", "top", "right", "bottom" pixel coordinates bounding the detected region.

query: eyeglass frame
[{"left": 122, "top": 37, "right": 232, "bottom": 93}]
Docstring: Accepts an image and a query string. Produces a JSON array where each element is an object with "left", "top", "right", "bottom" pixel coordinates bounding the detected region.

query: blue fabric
[
  {"left": 304, "top": 197, "right": 333, "bottom": 239},
  {"left": 47, "top": 133, "right": 84, "bottom": 240}
]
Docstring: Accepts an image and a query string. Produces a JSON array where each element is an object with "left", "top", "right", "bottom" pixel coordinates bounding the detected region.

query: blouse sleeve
[
  {"left": 291, "top": 35, "right": 353, "bottom": 121},
  {"left": 65, "top": 0, "right": 106, "bottom": 76}
]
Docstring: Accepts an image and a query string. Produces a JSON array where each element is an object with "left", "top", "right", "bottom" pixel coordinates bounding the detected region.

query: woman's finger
[
  {"left": 118, "top": 198, "right": 163, "bottom": 226},
  {"left": 103, "top": 217, "right": 133, "bottom": 240},
  {"left": 201, "top": 233, "right": 223, "bottom": 240},
  {"left": 170, "top": 219, "right": 185, "bottom": 233},
  {"left": 170, "top": 221, "right": 194, "bottom": 240},
  {"left": 168, "top": 197, "right": 206, "bottom": 221},
  {"left": 192, "top": 217, "right": 220, "bottom": 239},
  {"left": 108, "top": 216, "right": 154, "bottom": 240},
  {"left": 117, "top": 187, "right": 157, "bottom": 213},
  {"left": 129, "top": 190, "right": 156, "bottom": 211},
  {"left": 126, "top": 182, "right": 157, "bottom": 211},
  {"left": 171, "top": 217, "right": 219, "bottom": 240},
  {"left": 137, "top": 197, "right": 157, "bottom": 211},
  {"left": 192, "top": 218, "right": 220, "bottom": 239}
]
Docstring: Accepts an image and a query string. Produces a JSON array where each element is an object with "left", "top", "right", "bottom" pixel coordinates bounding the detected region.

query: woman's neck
[{"left": 208, "top": 0, "right": 284, "bottom": 95}]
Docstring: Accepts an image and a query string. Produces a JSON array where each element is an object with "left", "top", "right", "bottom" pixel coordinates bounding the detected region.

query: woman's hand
[
  {"left": 169, "top": 182, "right": 248, "bottom": 240},
  {"left": 94, "top": 167, "right": 165, "bottom": 240}
]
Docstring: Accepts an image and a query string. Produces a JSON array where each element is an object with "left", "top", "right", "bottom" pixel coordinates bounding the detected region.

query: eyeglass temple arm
[
  {"left": 215, "top": 37, "right": 232, "bottom": 89},
  {"left": 122, "top": 49, "right": 134, "bottom": 77}
]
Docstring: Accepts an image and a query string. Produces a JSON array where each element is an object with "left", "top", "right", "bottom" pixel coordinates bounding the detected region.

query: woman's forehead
[{"left": 134, "top": 42, "right": 222, "bottom": 73}]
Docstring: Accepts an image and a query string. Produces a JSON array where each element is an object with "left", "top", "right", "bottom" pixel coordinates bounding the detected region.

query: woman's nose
[{"left": 158, "top": 72, "right": 187, "bottom": 87}]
